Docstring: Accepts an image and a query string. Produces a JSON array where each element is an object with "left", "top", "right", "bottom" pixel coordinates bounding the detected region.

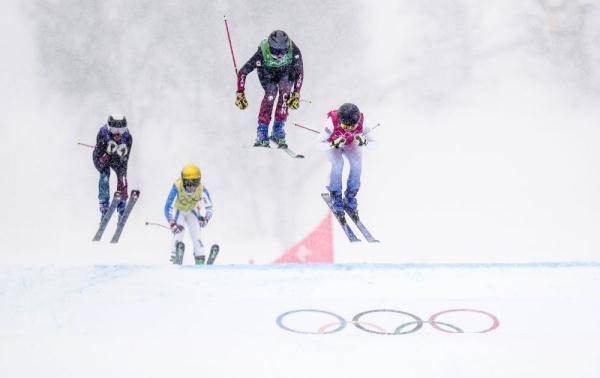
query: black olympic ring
[{"left": 276, "top": 308, "right": 500, "bottom": 335}]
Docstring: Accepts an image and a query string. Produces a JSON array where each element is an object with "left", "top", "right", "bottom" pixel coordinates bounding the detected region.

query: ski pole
[
  {"left": 223, "top": 15, "right": 239, "bottom": 77},
  {"left": 293, "top": 123, "right": 319, "bottom": 134},
  {"left": 77, "top": 141, "right": 95, "bottom": 148},
  {"left": 145, "top": 221, "right": 171, "bottom": 231},
  {"left": 293, "top": 122, "right": 381, "bottom": 134},
  {"left": 368, "top": 123, "right": 381, "bottom": 133}
]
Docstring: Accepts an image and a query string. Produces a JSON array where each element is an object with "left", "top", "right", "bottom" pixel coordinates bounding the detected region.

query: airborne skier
[
  {"left": 92, "top": 114, "right": 132, "bottom": 221},
  {"left": 319, "top": 103, "right": 372, "bottom": 222},
  {"left": 235, "top": 30, "right": 304, "bottom": 148},
  {"left": 164, "top": 164, "right": 215, "bottom": 265}
]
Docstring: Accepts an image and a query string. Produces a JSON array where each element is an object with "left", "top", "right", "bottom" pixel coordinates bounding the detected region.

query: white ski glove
[
  {"left": 169, "top": 220, "right": 184, "bottom": 234},
  {"left": 354, "top": 134, "right": 368, "bottom": 146},
  {"left": 331, "top": 135, "right": 346, "bottom": 149},
  {"left": 198, "top": 212, "right": 212, "bottom": 228}
]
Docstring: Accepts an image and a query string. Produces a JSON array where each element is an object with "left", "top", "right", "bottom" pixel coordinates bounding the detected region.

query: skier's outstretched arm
[
  {"left": 93, "top": 128, "right": 108, "bottom": 168},
  {"left": 197, "top": 187, "right": 214, "bottom": 228},
  {"left": 164, "top": 185, "right": 178, "bottom": 223},
  {"left": 291, "top": 43, "right": 304, "bottom": 94},
  {"left": 201, "top": 187, "right": 214, "bottom": 219},
  {"left": 317, "top": 117, "right": 337, "bottom": 151},
  {"left": 236, "top": 48, "right": 262, "bottom": 93}
]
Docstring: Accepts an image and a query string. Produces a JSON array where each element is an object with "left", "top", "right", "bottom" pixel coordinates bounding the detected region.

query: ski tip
[{"left": 295, "top": 154, "right": 305, "bottom": 159}]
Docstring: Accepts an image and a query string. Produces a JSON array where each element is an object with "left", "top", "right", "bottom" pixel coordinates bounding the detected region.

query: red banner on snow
[{"left": 274, "top": 213, "right": 333, "bottom": 263}]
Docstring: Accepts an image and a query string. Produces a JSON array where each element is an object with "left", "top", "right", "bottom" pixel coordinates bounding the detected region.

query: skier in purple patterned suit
[
  {"left": 92, "top": 114, "right": 132, "bottom": 221},
  {"left": 319, "top": 103, "right": 372, "bottom": 222},
  {"left": 235, "top": 30, "right": 304, "bottom": 148}
]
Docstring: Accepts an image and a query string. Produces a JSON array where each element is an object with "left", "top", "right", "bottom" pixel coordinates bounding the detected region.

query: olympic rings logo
[{"left": 276, "top": 308, "right": 500, "bottom": 335}]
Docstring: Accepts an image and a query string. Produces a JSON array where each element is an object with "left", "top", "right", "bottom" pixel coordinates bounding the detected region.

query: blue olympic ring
[
  {"left": 277, "top": 309, "right": 346, "bottom": 334},
  {"left": 276, "top": 308, "right": 500, "bottom": 335}
]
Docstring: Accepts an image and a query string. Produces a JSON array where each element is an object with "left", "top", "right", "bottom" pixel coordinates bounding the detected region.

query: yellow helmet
[
  {"left": 181, "top": 164, "right": 201, "bottom": 180},
  {"left": 181, "top": 164, "right": 201, "bottom": 192}
]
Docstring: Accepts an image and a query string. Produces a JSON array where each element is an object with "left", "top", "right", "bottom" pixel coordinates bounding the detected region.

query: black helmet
[
  {"left": 107, "top": 113, "right": 128, "bottom": 134},
  {"left": 338, "top": 103, "right": 360, "bottom": 126},
  {"left": 268, "top": 30, "right": 289, "bottom": 54}
]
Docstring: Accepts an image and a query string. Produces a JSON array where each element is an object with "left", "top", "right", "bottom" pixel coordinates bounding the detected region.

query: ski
[
  {"left": 280, "top": 146, "right": 305, "bottom": 159},
  {"left": 110, "top": 189, "right": 140, "bottom": 243},
  {"left": 344, "top": 210, "right": 379, "bottom": 243},
  {"left": 92, "top": 192, "right": 121, "bottom": 241},
  {"left": 207, "top": 244, "right": 219, "bottom": 264},
  {"left": 269, "top": 139, "right": 305, "bottom": 159},
  {"left": 321, "top": 193, "right": 360, "bottom": 242},
  {"left": 173, "top": 241, "right": 185, "bottom": 265}
]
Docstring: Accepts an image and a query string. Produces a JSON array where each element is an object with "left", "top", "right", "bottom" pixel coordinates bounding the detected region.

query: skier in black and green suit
[{"left": 235, "top": 30, "right": 304, "bottom": 148}]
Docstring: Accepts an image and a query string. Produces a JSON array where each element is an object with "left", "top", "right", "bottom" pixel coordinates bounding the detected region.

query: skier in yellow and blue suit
[{"left": 164, "top": 164, "right": 214, "bottom": 265}]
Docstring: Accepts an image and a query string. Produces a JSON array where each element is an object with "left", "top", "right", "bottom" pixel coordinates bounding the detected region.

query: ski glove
[
  {"left": 169, "top": 220, "right": 184, "bottom": 234},
  {"left": 198, "top": 212, "right": 212, "bottom": 228},
  {"left": 354, "top": 134, "right": 368, "bottom": 146},
  {"left": 331, "top": 135, "right": 347, "bottom": 149},
  {"left": 235, "top": 92, "right": 248, "bottom": 110},
  {"left": 287, "top": 92, "right": 300, "bottom": 110}
]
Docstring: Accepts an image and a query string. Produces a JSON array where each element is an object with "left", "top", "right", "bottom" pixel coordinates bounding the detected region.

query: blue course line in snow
[{"left": 128, "top": 261, "right": 600, "bottom": 270}]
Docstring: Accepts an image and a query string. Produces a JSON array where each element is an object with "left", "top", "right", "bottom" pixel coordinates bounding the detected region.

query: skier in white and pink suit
[{"left": 318, "top": 103, "right": 373, "bottom": 220}]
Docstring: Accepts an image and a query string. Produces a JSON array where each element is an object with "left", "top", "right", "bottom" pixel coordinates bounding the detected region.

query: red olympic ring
[{"left": 428, "top": 309, "right": 500, "bottom": 333}]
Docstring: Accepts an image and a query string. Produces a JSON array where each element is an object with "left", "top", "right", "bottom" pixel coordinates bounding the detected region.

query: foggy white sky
[{"left": 1, "top": 0, "right": 600, "bottom": 263}]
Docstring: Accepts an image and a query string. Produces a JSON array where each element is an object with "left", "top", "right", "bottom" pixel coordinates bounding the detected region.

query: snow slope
[{"left": 1, "top": 263, "right": 599, "bottom": 378}]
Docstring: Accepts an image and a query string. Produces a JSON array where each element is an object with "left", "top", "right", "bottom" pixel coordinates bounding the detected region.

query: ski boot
[
  {"left": 270, "top": 121, "right": 287, "bottom": 148},
  {"left": 254, "top": 139, "right": 270, "bottom": 147},
  {"left": 269, "top": 135, "right": 288, "bottom": 149},
  {"left": 253, "top": 122, "right": 270, "bottom": 147},
  {"left": 194, "top": 255, "right": 206, "bottom": 265},
  {"left": 344, "top": 189, "right": 359, "bottom": 221},
  {"left": 330, "top": 190, "right": 346, "bottom": 223},
  {"left": 171, "top": 241, "right": 185, "bottom": 265}
]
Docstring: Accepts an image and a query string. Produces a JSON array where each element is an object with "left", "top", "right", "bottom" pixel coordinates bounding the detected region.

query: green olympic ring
[{"left": 394, "top": 321, "right": 463, "bottom": 334}]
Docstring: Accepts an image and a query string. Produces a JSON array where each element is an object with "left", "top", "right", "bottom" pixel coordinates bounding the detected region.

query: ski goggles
[
  {"left": 183, "top": 178, "right": 200, "bottom": 190},
  {"left": 341, "top": 123, "right": 358, "bottom": 131},
  {"left": 108, "top": 125, "right": 128, "bottom": 135},
  {"left": 270, "top": 47, "right": 288, "bottom": 58}
]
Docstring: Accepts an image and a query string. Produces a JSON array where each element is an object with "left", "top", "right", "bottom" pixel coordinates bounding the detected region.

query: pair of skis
[
  {"left": 93, "top": 189, "right": 140, "bottom": 243},
  {"left": 321, "top": 193, "right": 379, "bottom": 243},
  {"left": 172, "top": 244, "right": 219, "bottom": 265}
]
